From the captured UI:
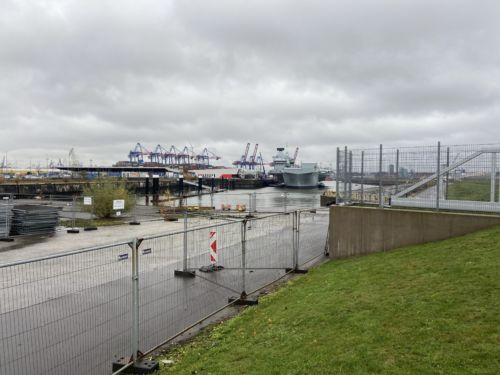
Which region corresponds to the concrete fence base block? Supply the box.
[174,269,196,278]
[112,355,159,374]
[285,267,308,274]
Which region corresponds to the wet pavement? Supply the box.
[0,210,329,375]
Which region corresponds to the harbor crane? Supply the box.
[247,143,259,169]
[149,144,162,164]
[195,148,221,167]
[177,146,191,165]
[233,142,251,167]
[128,143,151,165]
[291,147,299,164]
[68,148,81,167]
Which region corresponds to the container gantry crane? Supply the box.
[195,148,221,167]
[233,143,251,167]
[128,143,151,165]
[247,143,259,169]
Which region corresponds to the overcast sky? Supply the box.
[1,0,499,168]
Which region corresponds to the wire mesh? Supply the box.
[0,242,133,375]
[1,208,329,375]
[336,143,500,215]
[298,208,330,265]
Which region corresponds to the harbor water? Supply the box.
[184,181,337,211]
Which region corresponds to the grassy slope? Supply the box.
[447,178,498,201]
[158,228,500,375]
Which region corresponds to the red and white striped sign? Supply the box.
[209,230,217,265]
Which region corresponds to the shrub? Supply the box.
[81,182,135,218]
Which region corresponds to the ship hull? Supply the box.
[283,170,319,188]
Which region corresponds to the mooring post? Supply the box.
[436,141,441,211]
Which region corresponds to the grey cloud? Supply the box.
[1,0,500,167]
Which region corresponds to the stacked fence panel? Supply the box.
[10,205,59,235]
[0,202,13,238]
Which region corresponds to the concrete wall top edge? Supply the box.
[330,205,500,220]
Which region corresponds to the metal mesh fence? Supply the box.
[0,242,133,375]
[0,208,329,375]
[335,143,500,215]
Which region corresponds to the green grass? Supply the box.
[447,178,498,201]
[157,228,500,374]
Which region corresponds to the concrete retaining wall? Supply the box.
[329,206,500,258]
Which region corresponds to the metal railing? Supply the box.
[335,143,500,215]
[0,208,329,375]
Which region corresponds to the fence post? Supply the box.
[286,211,308,274]
[174,210,195,277]
[395,149,399,195]
[491,152,497,202]
[378,144,383,208]
[131,237,140,363]
[445,147,450,200]
[336,147,340,204]
[283,192,288,213]
[112,238,159,373]
[343,146,348,204]
[436,142,441,211]
[360,150,364,204]
[348,151,353,203]
[228,219,258,305]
